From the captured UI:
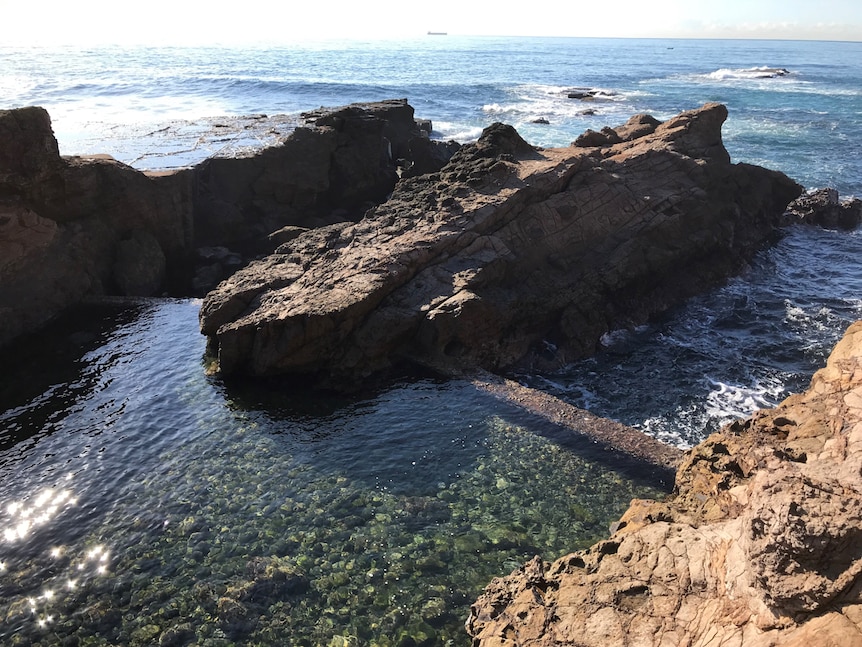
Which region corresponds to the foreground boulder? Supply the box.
[200,103,801,385]
[466,319,862,646]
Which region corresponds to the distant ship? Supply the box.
[427,31,447,36]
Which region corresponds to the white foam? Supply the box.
[704,377,780,422]
[432,122,483,143]
[706,66,792,80]
[599,329,632,348]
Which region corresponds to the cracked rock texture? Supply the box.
[200,103,801,385]
[466,320,862,647]
[0,100,456,345]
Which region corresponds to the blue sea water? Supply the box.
[3,37,861,193]
[1,37,861,645]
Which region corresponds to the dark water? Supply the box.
[523,224,862,448]
[0,301,667,646]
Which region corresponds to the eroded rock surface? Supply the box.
[200,103,802,385]
[466,320,862,647]
[784,187,862,230]
[0,101,457,345]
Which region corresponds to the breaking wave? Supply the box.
[706,66,792,80]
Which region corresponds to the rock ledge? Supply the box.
[466,320,862,647]
[200,104,802,386]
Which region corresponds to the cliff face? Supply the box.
[200,103,802,386]
[466,319,862,647]
[0,106,194,346]
[0,100,454,346]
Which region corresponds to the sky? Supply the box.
[0,0,860,45]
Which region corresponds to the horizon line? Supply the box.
[2,33,860,48]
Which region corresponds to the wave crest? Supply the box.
[707,66,791,80]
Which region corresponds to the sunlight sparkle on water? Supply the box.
[1,487,76,544]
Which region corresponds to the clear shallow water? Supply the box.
[1,36,862,645]
[0,301,667,646]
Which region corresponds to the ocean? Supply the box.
[1,36,861,645]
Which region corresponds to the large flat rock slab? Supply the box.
[200,104,801,386]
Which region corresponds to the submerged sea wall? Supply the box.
[467,318,862,646]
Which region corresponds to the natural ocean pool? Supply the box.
[3,35,861,645]
[0,299,669,646]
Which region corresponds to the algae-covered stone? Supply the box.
[130,623,161,646]
[216,597,254,636]
[237,556,310,602]
[159,622,195,647]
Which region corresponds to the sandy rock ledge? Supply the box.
[466,320,862,646]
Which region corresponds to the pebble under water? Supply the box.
[0,300,668,646]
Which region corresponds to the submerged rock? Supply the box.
[466,319,862,646]
[200,103,802,386]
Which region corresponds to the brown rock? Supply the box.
[112,229,167,297]
[0,101,461,344]
[573,126,622,147]
[200,103,802,385]
[784,187,862,230]
[466,320,862,647]
[0,107,194,345]
[189,99,461,258]
[0,203,58,275]
[613,113,661,142]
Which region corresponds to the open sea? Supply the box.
[1,36,861,645]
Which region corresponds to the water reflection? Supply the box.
[3,482,77,543]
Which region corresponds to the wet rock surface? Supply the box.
[784,187,862,230]
[200,103,802,387]
[466,319,862,647]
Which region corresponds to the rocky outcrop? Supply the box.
[784,187,862,230]
[0,101,458,346]
[200,103,802,386]
[193,99,453,256]
[466,319,862,647]
[0,106,194,346]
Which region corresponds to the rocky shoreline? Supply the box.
[2,100,862,645]
[199,103,803,387]
[467,318,862,646]
[0,100,458,347]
